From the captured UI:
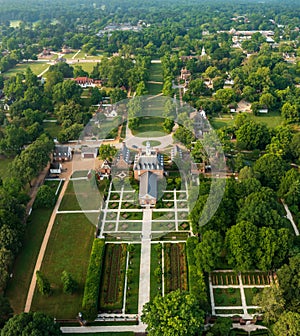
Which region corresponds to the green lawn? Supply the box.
[126,244,141,313]
[142,140,161,147]
[9,20,22,27]
[146,82,163,95]
[131,116,167,137]
[148,63,163,82]
[244,287,263,306]
[70,62,97,75]
[59,180,104,211]
[43,122,62,139]
[31,213,96,318]
[5,208,53,313]
[0,156,13,180]
[3,62,49,77]
[249,110,283,128]
[210,110,283,130]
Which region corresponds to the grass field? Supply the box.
[70,62,97,75]
[3,62,49,77]
[131,116,167,137]
[43,122,62,139]
[210,110,283,130]
[149,63,163,82]
[31,213,95,318]
[59,180,104,211]
[146,82,163,95]
[5,208,53,313]
[0,156,13,180]
[125,244,141,313]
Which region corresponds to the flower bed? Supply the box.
[99,243,127,311]
[164,243,188,293]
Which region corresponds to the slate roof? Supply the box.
[139,171,157,199]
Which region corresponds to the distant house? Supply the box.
[98,159,112,178]
[81,146,98,159]
[190,109,209,138]
[104,108,118,119]
[62,45,72,54]
[49,162,62,174]
[258,108,268,113]
[73,77,95,88]
[53,146,72,161]
[114,142,130,170]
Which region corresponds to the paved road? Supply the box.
[281,199,299,236]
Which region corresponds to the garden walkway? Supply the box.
[138,207,152,318]
[24,172,71,312]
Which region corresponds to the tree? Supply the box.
[61,271,78,294]
[236,120,270,150]
[0,295,13,327]
[141,290,205,336]
[277,254,300,312]
[1,312,62,336]
[34,185,56,208]
[226,221,258,271]
[163,118,174,133]
[194,230,222,272]
[253,285,285,324]
[281,102,300,124]
[254,153,287,190]
[214,88,236,106]
[36,271,51,296]
[273,311,300,336]
[98,144,117,160]
[209,317,232,336]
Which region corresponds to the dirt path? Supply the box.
[24,170,72,312]
[26,164,50,215]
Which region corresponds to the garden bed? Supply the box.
[120,212,143,220]
[213,288,242,306]
[99,244,127,311]
[150,243,162,300]
[164,243,188,294]
[152,221,176,231]
[211,272,239,286]
[244,287,263,306]
[118,222,142,231]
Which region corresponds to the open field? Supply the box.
[131,116,167,137]
[210,110,283,130]
[3,62,49,77]
[59,179,105,211]
[70,62,97,74]
[146,82,163,95]
[31,213,95,318]
[5,208,53,313]
[43,122,62,139]
[148,63,163,82]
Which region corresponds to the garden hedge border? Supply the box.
[82,239,105,320]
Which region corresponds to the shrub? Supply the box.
[252,287,259,294]
[34,185,56,208]
[36,271,51,296]
[61,271,78,294]
[228,288,236,294]
[82,239,105,320]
